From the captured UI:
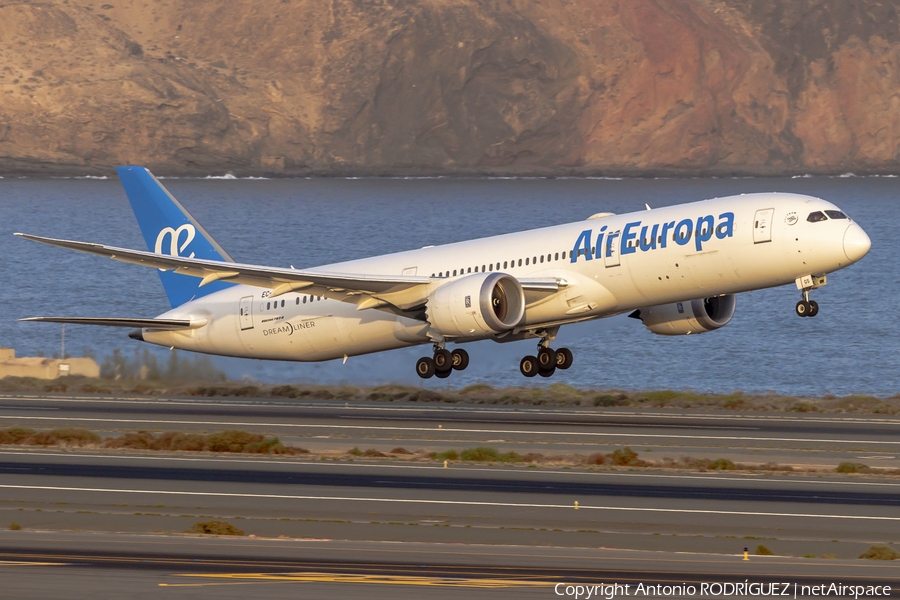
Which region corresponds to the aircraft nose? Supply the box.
[843,222,871,262]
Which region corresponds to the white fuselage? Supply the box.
[142,193,866,361]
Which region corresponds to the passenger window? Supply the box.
[482,265,486,272]
[503,261,508,268]
[281,299,285,308]
[295,297,299,305]
[453,270,457,276]
[540,255,544,263]
[533,256,537,264]
[555,252,559,261]
[525,258,529,265]
[266,302,270,310]
[807,211,828,222]
[303,296,307,304]
[825,210,848,219]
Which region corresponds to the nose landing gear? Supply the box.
[795,275,825,318]
[415,345,469,379]
[520,340,573,378]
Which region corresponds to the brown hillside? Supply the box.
[1,0,898,176]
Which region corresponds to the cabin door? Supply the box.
[753,208,775,244]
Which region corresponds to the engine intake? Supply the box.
[427,272,525,337]
[630,294,735,336]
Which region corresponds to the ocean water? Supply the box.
[0,175,895,397]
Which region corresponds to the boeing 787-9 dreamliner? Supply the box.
[17,167,871,379]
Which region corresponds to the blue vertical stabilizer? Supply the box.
[116,166,235,308]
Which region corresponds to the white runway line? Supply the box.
[0,414,898,445]
[0,483,898,521]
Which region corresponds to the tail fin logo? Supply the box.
[155,224,196,259]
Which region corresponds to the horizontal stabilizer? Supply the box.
[18,317,206,330]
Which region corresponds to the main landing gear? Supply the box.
[416,345,469,379]
[795,274,826,318]
[519,341,573,378]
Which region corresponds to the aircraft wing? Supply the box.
[17,317,205,330]
[16,233,570,316]
[15,233,435,312]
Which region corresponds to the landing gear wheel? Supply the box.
[433,349,453,371]
[795,301,810,317]
[537,347,557,370]
[555,347,574,370]
[520,356,538,378]
[451,349,469,371]
[415,357,436,379]
[538,366,556,378]
[808,300,819,317]
[435,369,451,379]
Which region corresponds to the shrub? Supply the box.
[28,428,100,446]
[460,447,500,461]
[9,522,20,531]
[429,450,458,461]
[362,449,387,457]
[755,545,774,555]
[348,447,362,456]
[859,545,899,560]
[836,462,869,473]
[187,520,244,536]
[391,447,411,454]
[522,453,544,463]
[584,453,606,465]
[206,430,263,453]
[0,428,36,444]
[709,459,737,471]
[610,447,641,466]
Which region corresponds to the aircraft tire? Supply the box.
[795,301,810,317]
[538,366,556,378]
[556,347,574,370]
[416,357,436,379]
[808,300,819,317]
[520,356,538,378]
[537,347,557,369]
[451,348,469,371]
[434,349,453,371]
[435,369,451,379]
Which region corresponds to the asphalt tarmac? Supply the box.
[0,394,898,598]
[1,532,898,599]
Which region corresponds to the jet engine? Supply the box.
[629,295,735,336]
[426,272,526,338]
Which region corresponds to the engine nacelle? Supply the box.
[427,272,526,338]
[629,294,735,336]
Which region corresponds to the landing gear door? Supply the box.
[239,296,254,330]
[753,208,775,244]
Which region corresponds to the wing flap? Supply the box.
[18,317,206,330]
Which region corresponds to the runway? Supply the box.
[1,532,898,599]
[0,394,898,597]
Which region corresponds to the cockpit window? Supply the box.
[807,211,828,222]
[825,210,848,219]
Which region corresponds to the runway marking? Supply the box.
[1,483,899,521]
[0,415,897,446]
[0,560,68,566]
[164,572,552,588]
[3,450,900,488]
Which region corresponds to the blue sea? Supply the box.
[0,174,895,396]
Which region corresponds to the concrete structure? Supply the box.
[0,348,99,379]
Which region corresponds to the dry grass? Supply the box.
[0,377,897,414]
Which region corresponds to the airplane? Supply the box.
[16,167,871,379]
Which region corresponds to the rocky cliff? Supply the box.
[2,0,899,176]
